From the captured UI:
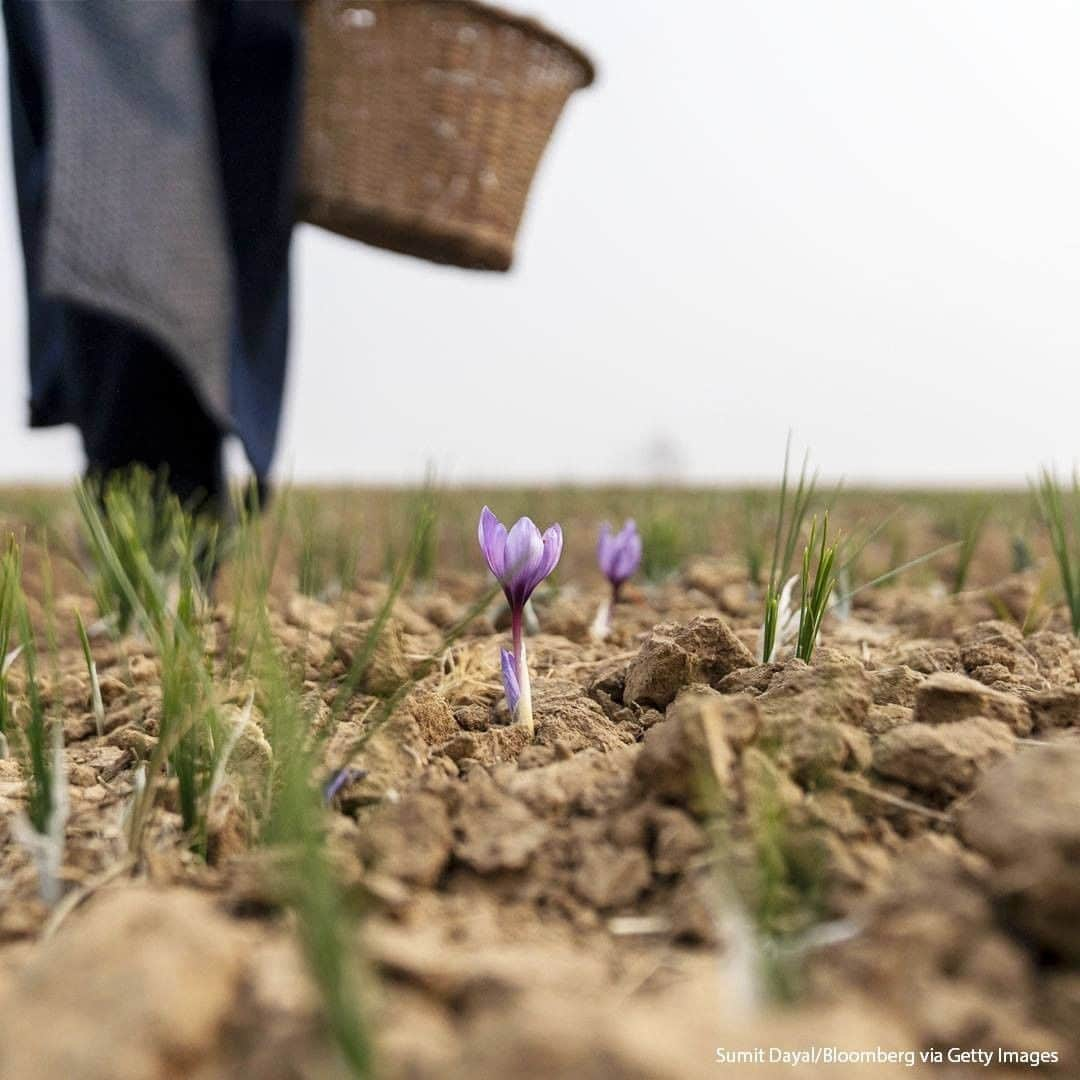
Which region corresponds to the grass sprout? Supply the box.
[148,514,228,856]
[1011,533,1034,574]
[744,759,827,1002]
[1035,467,1080,634]
[6,550,68,904]
[331,492,437,723]
[224,483,289,682]
[232,503,374,1078]
[832,507,901,596]
[0,535,21,744]
[37,531,60,663]
[227,490,500,1074]
[262,668,373,1077]
[16,578,52,836]
[379,480,441,588]
[409,481,440,584]
[296,492,330,598]
[76,468,218,635]
[884,519,910,585]
[795,514,840,662]
[161,651,221,853]
[296,491,361,599]
[76,477,168,636]
[701,747,825,1008]
[835,541,959,605]
[11,723,68,906]
[77,477,229,856]
[761,438,818,662]
[640,514,683,582]
[949,496,991,594]
[76,610,105,738]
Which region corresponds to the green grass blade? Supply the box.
[75,610,105,738]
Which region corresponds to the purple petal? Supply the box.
[612,522,642,583]
[533,524,564,587]
[478,506,507,578]
[323,766,368,804]
[519,523,563,601]
[478,505,498,551]
[504,517,544,603]
[598,519,640,586]
[597,522,615,579]
[500,648,520,714]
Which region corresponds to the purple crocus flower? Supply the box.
[478,507,563,610]
[479,506,563,735]
[591,519,642,642]
[597,520,642,598]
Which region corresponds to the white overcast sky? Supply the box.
[1,1,1078,485]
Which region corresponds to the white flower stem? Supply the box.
[517,637,534,737]
[510,607,535,737]
[589,597,612,643]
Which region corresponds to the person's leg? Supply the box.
[206,0,300,483]
[67,309,226,513]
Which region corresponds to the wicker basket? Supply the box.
[299,0,594,271]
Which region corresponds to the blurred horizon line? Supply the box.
[0,475,1040,494]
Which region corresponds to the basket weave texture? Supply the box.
[299,0,594,271]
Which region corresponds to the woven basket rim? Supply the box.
[333,0,597,87]
[300,192,514,269]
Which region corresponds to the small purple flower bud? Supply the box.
[323,767,367,804]
[478,506,563,610]
[500,648,520,714]
[597,520,642,589]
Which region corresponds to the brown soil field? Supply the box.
[0,486,1077,1079]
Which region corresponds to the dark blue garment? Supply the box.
[3,0,301,493]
